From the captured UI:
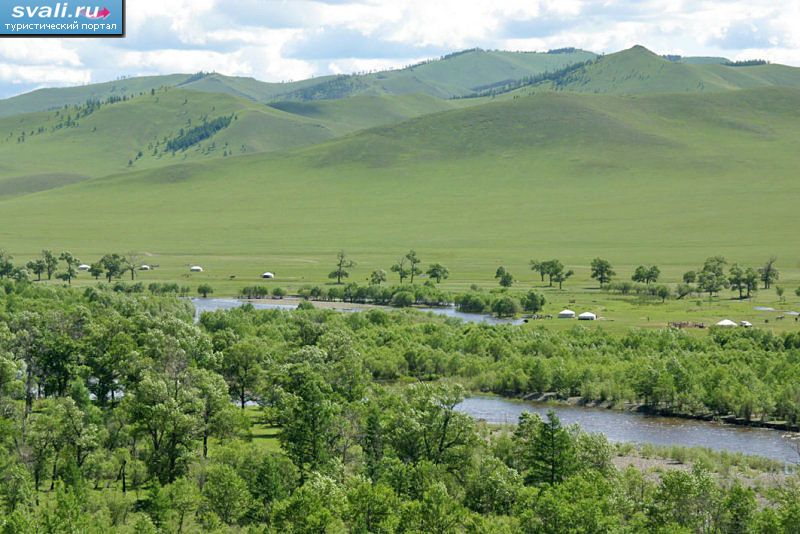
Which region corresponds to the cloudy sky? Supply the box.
[1,0,799,98]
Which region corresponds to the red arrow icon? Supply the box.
[87,7,111,19]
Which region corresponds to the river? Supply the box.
[191,298,522,324]
[456,396,799,464]
[191,298,798,463]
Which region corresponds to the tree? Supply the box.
[426,263,449,284]
[632,265,659,284]
[193,369,239,458]
[202,463,252,525]
[277,364,340,479]
[552,266,575,289]
[123,252,141,280]
[88,262,103,280]
[698,256,729,298]
[530,260,547,282]
[656,285,670,303]
[99,253,124,282]
[57,252,80,285]
[683,270,697,284]
[124,370,201,484]
[197,284,213,298]
[329,251,355,284]
[590,258,615,287]
[495,267,513,287]
[743,268,759,298]
[492,295,520,316]
[42,249,59,280]
[759,257,779,289]
[391,256,410,284]
[515,410,577,486]
[0,249,14,279]
[777,286,786,302]
[521,290,546,313]
[223,340,265,410]
[728,264,747,299]
[368,269,387,286]
[405,250,422,284]
[26,259,46,281]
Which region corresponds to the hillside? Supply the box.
[537,46,800,94]
[1,87,798,280]
[0,89,478,196]
[0,48,596,118]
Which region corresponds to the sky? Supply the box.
[1,0,799,98]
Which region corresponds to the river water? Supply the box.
[456,396,799,464]
[191,298,522,324]
[191,298,798,463]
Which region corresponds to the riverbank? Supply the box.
[513,391,800,433]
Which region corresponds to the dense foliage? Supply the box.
[0,283,799,532]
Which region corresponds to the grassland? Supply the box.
[1,47,800,334]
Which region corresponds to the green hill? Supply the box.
[0,87,486,196]
[1,87,798,283]
[537,46,800,94]
[0,48,596,119]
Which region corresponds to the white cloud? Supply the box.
[1,0,800,98]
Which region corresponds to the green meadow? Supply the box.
[1,46,800,332]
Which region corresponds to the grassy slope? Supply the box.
[0,88,335,193]
[545,46,800,94]
[0,90,486,196]
[1,87,798,283]
[0,74,189,118]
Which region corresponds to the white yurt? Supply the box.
[261,272,275,279]
[740,320,753,328]
[190,266,204,273]
[139,264,151,271]
[715,319,738,327]
[578,312,597,321]
[558,309,576,319]
[78,264,91,271]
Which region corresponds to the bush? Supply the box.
[391,291,415,308]
[272,287,287,299]
[490,296,521,317]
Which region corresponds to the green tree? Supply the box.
[521,290,546,313]
[42,249,59,280]
[329,250,355,284]
[0,249,15,279]
[406,250,422,284]
[124,252,141,280]
[391,256,410,283]
[168,477,200,534]
[277,364,340,479]
[551,266,574,290]
[777,286,786,302]
[124,370,201,484]
[57,252,80,285]
[345,478,400,534]
[530,260,548,282]
[495,267,513,287]
[202,463,252,525]
[514,410,577,485]
[728,264,747,299]
[99,253,124,283]
[632,265,659,284]
[26,259,46,281]
[655,285,670,303]
[683,270,697,284]
[491,295,520,317]
[369,269,387,286]
[426,263,449,283]
[197,284,213,298]
[222,339,265,410]
[759,256,779,289]
[88,262,103,280]
[590,258,615,287]
[193,369,239,458]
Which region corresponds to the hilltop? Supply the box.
[0,48,596,118]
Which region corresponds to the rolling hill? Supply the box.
[1,86,798,282]
[535,46,800,94]
[0,88,476,196]
[0,48,596,118]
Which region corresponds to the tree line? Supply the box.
[0,282,798,531]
